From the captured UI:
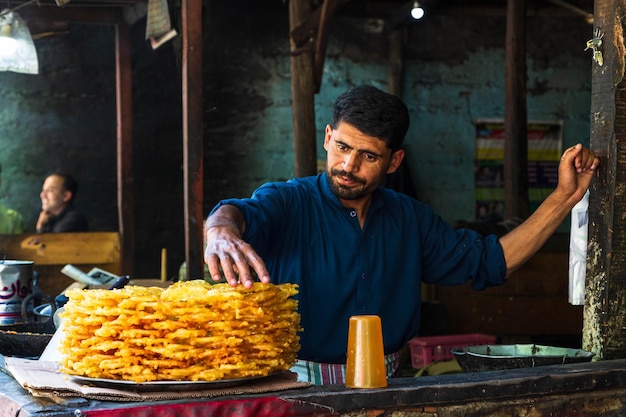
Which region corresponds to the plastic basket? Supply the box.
[408,333,497,369]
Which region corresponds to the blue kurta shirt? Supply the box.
[212,173,506,363]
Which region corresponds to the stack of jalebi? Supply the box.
[59,280,301,382]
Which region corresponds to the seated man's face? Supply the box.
[40,175,70,215]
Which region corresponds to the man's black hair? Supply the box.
[50,171,79,203]
[331,85,410,151]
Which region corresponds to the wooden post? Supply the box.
[289,0,318,178]
[182,0,204,280]
[115,20,134,277]
[584,0,626,361]
[504,0,529,219]
[387,28,405,97]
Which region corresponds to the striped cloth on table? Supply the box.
[291,351,401,385]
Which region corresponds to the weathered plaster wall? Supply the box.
[0,25,118,232]
[0,2,592,281]
[404,14,592,223]
[204,3,592,227]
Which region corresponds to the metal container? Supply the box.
[0,260,33,325]
[451,344,594,373]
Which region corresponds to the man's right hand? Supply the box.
[36,210,52,231]
[204,205,270,288]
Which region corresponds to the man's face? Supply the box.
[323,122,404,203]
[40,175,70,215]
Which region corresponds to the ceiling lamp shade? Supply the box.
[0,10,38,74]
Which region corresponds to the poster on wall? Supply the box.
[474,119,563,222]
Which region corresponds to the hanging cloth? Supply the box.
[145,0,177,49]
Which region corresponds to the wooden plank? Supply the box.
[181,0,204,279]
[0,232,120,266]
[21,7,123,25]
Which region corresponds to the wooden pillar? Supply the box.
[503,0,529,219]
[584,0,626,361]
[115,20,134,276]
[181,0,204,280]
[387,28,405,97]
[289,0,317,178]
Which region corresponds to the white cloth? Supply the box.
[568,190,589,305]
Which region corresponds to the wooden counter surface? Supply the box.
[3,359,626,416]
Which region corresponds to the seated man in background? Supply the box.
[0,163,26,234]
[36,172,88,233]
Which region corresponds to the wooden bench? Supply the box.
[0,232,121,298]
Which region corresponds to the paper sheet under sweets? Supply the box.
[4,357,309,402]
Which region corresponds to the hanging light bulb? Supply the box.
[410,1,425,20]
[0,10,38,74]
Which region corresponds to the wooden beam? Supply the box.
[181,0,204,280]
[115,20,134,276]
[21,7,123,24]
[313,0,338,93]
[429,4,593,18]
[289,0,317,177]
[290,0,351,50]
[503,0,529,219]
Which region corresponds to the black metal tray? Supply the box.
[451,344,594,372]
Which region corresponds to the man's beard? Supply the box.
[327,168,383,200]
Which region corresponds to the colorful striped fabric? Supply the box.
[291,351,401,385]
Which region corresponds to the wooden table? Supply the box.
[4,359,626,417]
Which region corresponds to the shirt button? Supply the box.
[361,273,367,279]
[350,210,357,217]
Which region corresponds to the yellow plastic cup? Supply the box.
[345,315,387,388]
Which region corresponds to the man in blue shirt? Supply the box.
[205,85,599,384]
